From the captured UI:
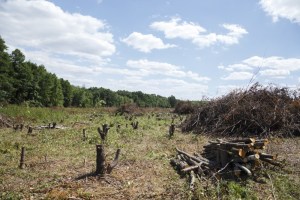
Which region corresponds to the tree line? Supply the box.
[0,37,177,108]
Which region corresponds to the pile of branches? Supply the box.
[174,101,196,114]
[171,138,281,188]
[182,83,300,136]
[115,103,141,115]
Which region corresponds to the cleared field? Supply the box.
[0,106,299,199]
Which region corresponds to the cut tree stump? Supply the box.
[83,129,87,141]
[27,126,33,134]
[97,124,110,143]
[169,123,175,138]
[19,147,25,169]
[95,145,106,176]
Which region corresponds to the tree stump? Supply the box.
[27,126,33,134]
[169,123,175,138]
[131,121,138,129]
[52,122,57,129]
[19,147,25,169]
[98,124,110,143]
[83,129,87,141]
[95,145,106,176]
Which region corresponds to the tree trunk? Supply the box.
[19,147,25,169]
[95,145,106,176]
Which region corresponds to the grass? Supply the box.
[0,106,300,199]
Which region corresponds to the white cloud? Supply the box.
[150,17,248,48]
[243,56,300,71]
[260,69,290,77]
[121,32,176,53]
[220,56,300,79]
[225,63,253,71]
[260,0,300,23]
[150,17,206,40]
[0,0,115,64]
[222,72,254,80]
[126,59,210,82]
[193,24,248,48]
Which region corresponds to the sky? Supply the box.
[0,0,300,100]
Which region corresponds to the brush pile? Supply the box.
[171,138,281,186]
[182,83,300,136]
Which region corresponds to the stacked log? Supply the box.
[171,138,281,182]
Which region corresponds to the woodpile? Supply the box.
[171,138,281,186]
[182,83,300,136]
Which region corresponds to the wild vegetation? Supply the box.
[0,105,299,199]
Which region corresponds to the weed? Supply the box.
[0,192,22,200]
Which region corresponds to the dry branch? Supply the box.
[107,149,121,174]
[181,83,300,136]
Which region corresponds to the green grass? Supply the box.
[0,106,300,199]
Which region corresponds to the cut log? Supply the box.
[229,147,247,158]
[170,158,188,170]
[259,153,277,160]
[176,148,216,167]
[189,171,196,190]
[234,163,252,176]
[230,138,255,144]
[252,141,267,149]
[243,154,260,162]
[181,162,209,173]
[260,157,282,167]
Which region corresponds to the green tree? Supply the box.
[168,95,177,107]
[38,72,54,106]
[0,37,13,103]
[50,77,64,106]
[60,78,73,107]
[10,49,33,104]
[72,87,92,107]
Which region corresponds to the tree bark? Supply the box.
[107,149,121,174]
[95,145,106,176]
[19,147,25,169]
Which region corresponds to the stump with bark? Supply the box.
[95,145,121,176]
[131,121,138,129]
[97,124,110,143]
[169,123,175,138]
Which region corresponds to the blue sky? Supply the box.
[0,0,300,100]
